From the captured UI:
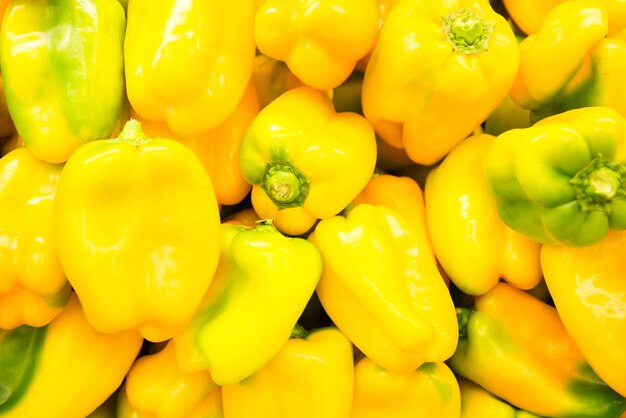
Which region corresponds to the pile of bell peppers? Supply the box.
[1,0,626,417]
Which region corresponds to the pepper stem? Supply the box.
[456,307,473,339]
[110,119,149,146]
[261,162,310,209]
[290,324,309,339]
[570,155,626,212]
[442,8,495,54]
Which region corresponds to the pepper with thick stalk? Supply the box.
[240,86,376,236]
[53,120,221,342]
[362,0,519,165]
[485,106,626,246]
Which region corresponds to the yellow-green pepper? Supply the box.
[509,1,626,121]
[240,86,377,236]
[503,0,626,35]
[0,0,127,164]
[117,342,223,418]
[254,0,379,90]
[0,294,143,418]
[541,230,626,398]
[459,377,541,418]
[125,0,256,137]
[0,148,71,329]
[221,326,354,418]
[351,358,461,418]
[309,204,458,373]
[485,106,626,247]
[52,120,221,342]
[449,282,626,418]
[425,133,542,295]
[362,0,519,165]
[173,221,322,385]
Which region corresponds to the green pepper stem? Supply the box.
[570,155,626,212]
[442,8,495,54]
[111,119,149,146]
[290,324,309,339]
[261,162,310,209]
[456,307,474,339]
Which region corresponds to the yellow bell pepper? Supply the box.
[221,326,354,418]
[125,0,256,137]
[240,86,377,236]
[424,133,542,295]
[173,221,322,385]
[351,358,461,418]
[541,230,626,398]
[52,120,221,342]
[309,204,458,373]
[134,82,259,206]
[118,342,224,418]
[355,0,403,73]
[459,377,541,418]
[251,54,306,110]
[509,1,626,121]
[449,282,626,418]
[362,0,519,165]
[503,0,626,35]
[0,294,143,418]
[0,148,71,328]
[352,173,428,238]
[254,0,379,90]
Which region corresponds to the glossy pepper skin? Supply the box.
[117,342,223,418]
[221,326,354,418]
[52,120,221,342]
[425,133,542,295]
[485,106,626,247]
[541,230,626,398]
[309,204,458,373]
[134,82,259,206]
[351,358,461,418]
[0,294,143,418]
[0,148,71,328]
[449,282,626,418]
[0,0,127,164]
[254,0,379,90]
[125,0,256,137]
[361,0,519,165]
[503,0,626,35]
[352,173,428,237]
[173,221,322,385]
[240,86,377,236]
[459,378,540,418]
[508,1,626,121]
